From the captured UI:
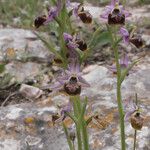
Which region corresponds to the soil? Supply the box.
[0,84,29,106]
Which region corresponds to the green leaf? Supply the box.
[139,0,144,3]
[81,97,88,119]
[75,48,84,64]
[60,3,67,21]
[88,28,111,49]
[0,64,5,73]
[81,28,112,62]
[62,123,74,150]
[0,73,12,89]
[65,112,78,123]
[34,31,62,59]
[121,59,141,83]
[50,0,57,5]
[86,116,93,126]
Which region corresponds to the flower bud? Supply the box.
[130,111,144,130]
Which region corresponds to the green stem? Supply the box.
[62,123,74,150]
[72,141,75,150]
[72,96,89,150]
[72,97,82,150]
[55,18,68,68]
[81,120,89,150]
[79,97,89,150]
[116,77,126,150]
[75,96,82,114]
[76,124,82,150]
[65,112,78,124]
[109,25,126,150]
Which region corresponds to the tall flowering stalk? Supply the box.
[101,0,130,148]
[101,0,143,149]
[109,25,126,150]
[34,1,92,149]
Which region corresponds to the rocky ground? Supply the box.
[0,1,150,150]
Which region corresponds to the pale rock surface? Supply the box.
[0,29,50,59]
[19,84,43,99]
[5,62,41,82]
[0,29,52,82]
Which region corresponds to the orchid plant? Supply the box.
[34,0,144,150]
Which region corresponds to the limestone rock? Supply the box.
[19,84,43,99]
[0,29,50,60]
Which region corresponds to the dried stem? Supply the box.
[133,94,138,150]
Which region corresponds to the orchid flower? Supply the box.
[45,0,62,24]
[55,102,72,123]
[63,33,79,50]
[124,99,144,130]
[124,100,139,121]
[119,27,130,44]
[63,33,87,51]
[50,61,90,95]
[120,27,143,48]
[34,0,61,28]
[71,3,92,24]
[100,0,131,25]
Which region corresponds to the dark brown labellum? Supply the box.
[34,15,47,28]
[108,14,125,25]
[108,8,125,25]
[130,112,144,130]
[76,40,87,51]
[129,37,143,48]
[64,77,81,95]
[78,11,92,24]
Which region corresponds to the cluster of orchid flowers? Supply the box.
[34,0,92,28]
[34,0,145,149]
